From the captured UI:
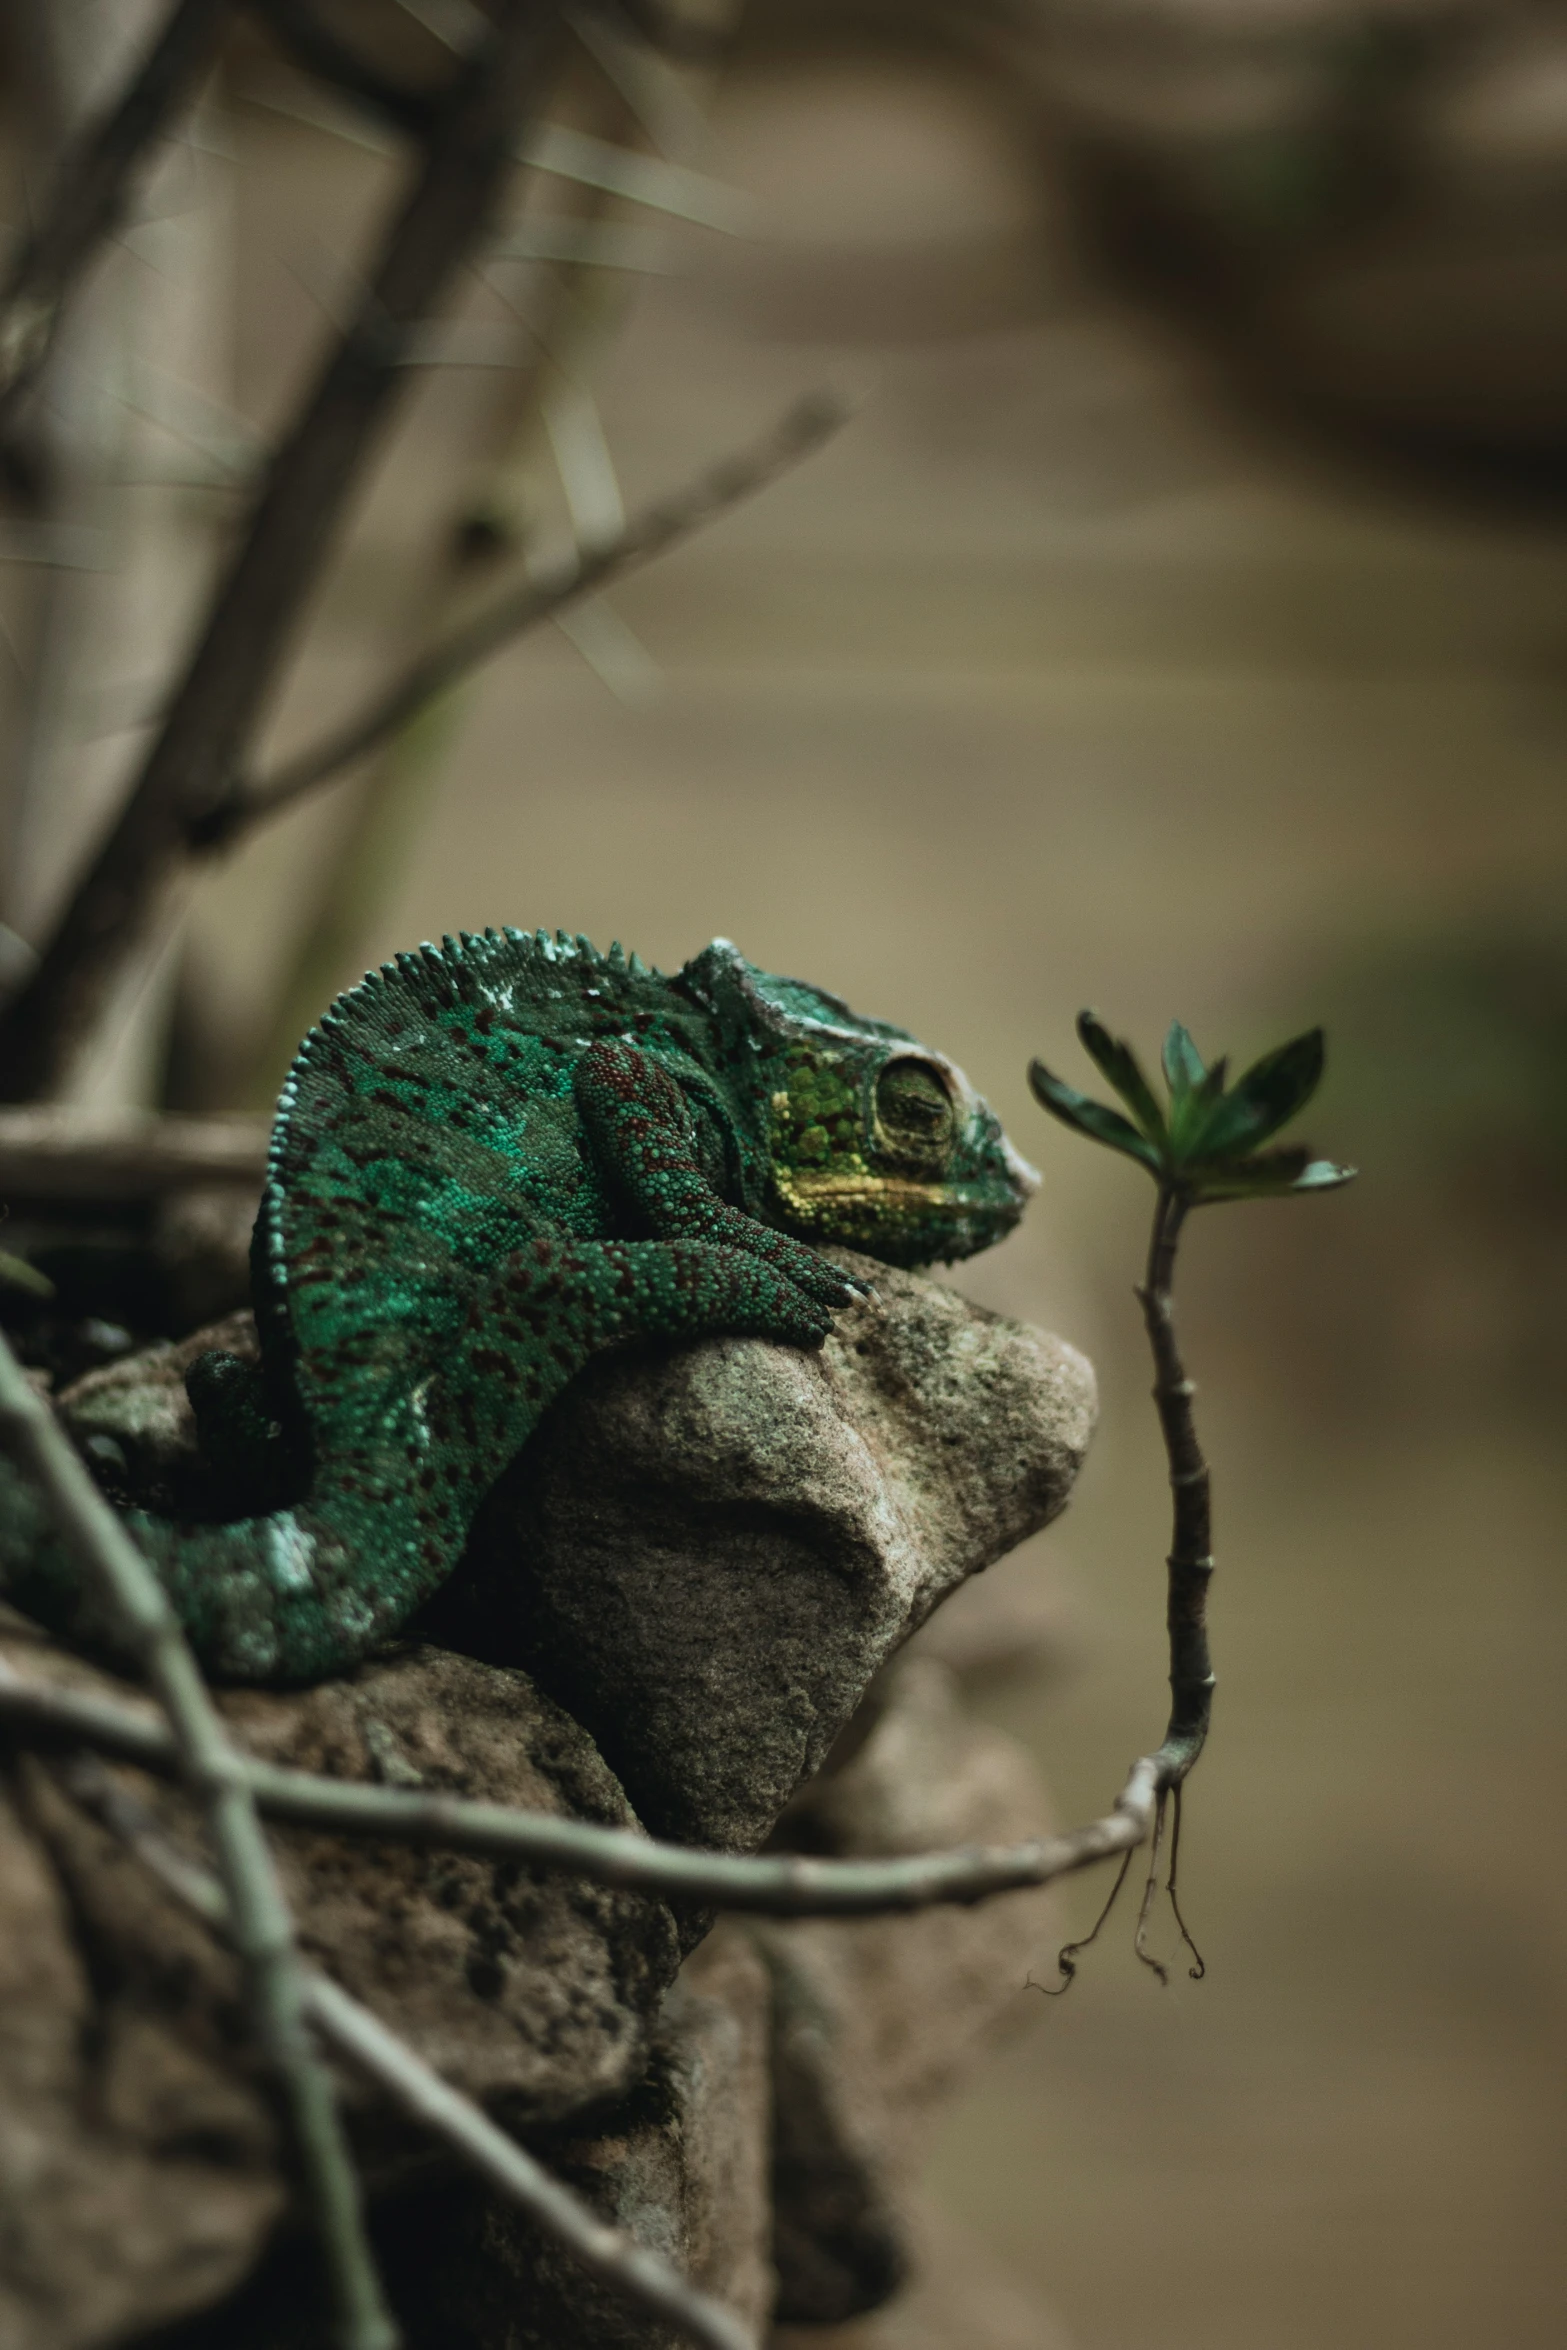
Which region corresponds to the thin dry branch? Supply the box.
[0,0,567,1103]
[0,0,235,433]
[60,1751,757,2350]
[0,1106,268,1197]
[191,389,852,848]
[0,1656,1159,1916]
[248,0,448,134]
[0,1339,396,2350]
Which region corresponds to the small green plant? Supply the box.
[1027,1012,1355,1986]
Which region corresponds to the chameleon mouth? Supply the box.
[772,1171,958,1212]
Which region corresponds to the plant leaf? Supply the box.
[1292,1158,1357,1191]
[1162,1021,1206,1101]
[1170,1043,1234,1158]
[0,1247,54,1299]
[1028,1060,1162,1172]
[1191,1145,1357,1201]
[1192,1028,1325,1163]
[1076,1010,1167,1143]
[1190,1145,1311,1200]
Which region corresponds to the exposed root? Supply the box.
[1029,1844,1136,1997]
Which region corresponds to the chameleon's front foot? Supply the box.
[702,1208,870,1316]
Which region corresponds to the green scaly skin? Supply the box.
[1,932,1036,1684]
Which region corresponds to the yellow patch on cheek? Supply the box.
[769,1167,957,1228]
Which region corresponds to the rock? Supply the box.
[223,1649,685,2136]
[57,1310,260,1518]
[380,1926,776,2350]
[772,2195,1081,2350]
[756,1655,1064,2324]
[0,1255,1094,2347]
[0,1757,282,2350]
[0,1612,683,2348]
[438,1250,1095,1851]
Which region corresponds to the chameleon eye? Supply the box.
[875,1058,956,1168]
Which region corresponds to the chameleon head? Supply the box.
[678,940,1038,1268]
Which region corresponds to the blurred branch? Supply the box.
[0,1654,1158,1917]
[247,0,448,135]
[0,1335,396,2350]
[193,389,852,849]
[0,0,567,1104]
[57,1748,755,2350]
[0,1106,267,1197]
[0,0,235,439]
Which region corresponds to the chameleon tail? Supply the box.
[0,1231,843,1683]
[0,1452,443,1683]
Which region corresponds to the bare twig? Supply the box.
[191,389,852,849]
[247,0,449,134]
[0,1656,1161,1916]
[0,1106,267,1198]
[0,0,567,1103]
[0,0,234,433]
[61,1752,757,2350]
[0,1340,396,2350]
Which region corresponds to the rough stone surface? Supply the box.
[437,1249,1095,1851]
[758,1655,1064,2325]
[771,2197,1080,2350]
[2,1259,1094,2348]
[0,1612,682,2348]
[380,1926,776,2350]
[57,1311,261,1520]
[0,1757,283,2350]
[230,1650,686,2134]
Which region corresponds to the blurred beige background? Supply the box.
[4,6,1565,2346]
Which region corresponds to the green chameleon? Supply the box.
[1,931,1035,1685]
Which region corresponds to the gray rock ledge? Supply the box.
[439,1248,1096,1852]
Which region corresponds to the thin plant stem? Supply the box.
[0,1338,396,2350]
[1137,1183,1216,1789]
[0,1655,1167,1917]
[1029,1175,1218,1990]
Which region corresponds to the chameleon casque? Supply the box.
[1,930,1036,1685]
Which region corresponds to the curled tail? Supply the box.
[0,1232,848,1684]
[0,1451,458,1684]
